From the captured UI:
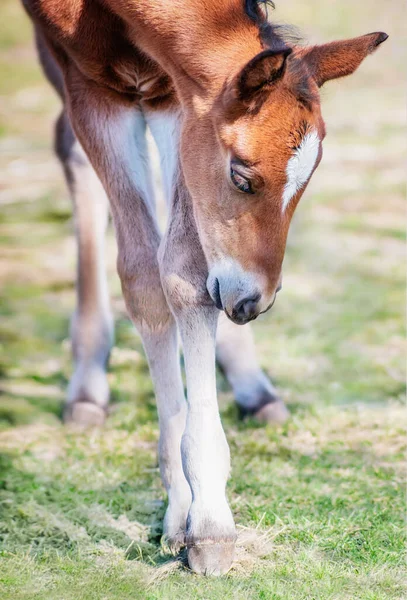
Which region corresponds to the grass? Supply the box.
[0,0,405,598]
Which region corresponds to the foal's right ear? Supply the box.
[229,48,292,107]
[300,32,389,87]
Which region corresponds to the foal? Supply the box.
[23,0,387,575]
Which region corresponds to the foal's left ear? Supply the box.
[236,47,292,102]
[300,32,388,87]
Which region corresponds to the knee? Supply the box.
[117,253,173,332]
[161,269,200,315]
[159,244,211,315]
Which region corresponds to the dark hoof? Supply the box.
[64,402,106,426]
[187,539,235,575]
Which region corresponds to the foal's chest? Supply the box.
[25,0,177,109]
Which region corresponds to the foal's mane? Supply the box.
[245,0,302,51]
[245,0,316,109]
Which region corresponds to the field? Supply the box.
[0,1,405,598]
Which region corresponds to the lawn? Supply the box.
[0,1,405,598]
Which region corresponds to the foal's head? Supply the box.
[180,29,387,324]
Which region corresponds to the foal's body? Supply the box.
[34,5,281,425]
[23,0,387,574]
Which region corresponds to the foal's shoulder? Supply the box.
[22,0,176,104]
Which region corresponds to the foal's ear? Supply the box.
[300,32,388,87]
[235,48,292,103]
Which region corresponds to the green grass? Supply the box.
[0,0,405,598]
[0,406,405,599]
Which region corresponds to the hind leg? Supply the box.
[55,111,113,425]
[216,313,289,424]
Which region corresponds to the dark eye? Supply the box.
[230,167,253,194]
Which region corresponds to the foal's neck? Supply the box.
[120,0,267,103]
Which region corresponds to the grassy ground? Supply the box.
[0,1,405,598]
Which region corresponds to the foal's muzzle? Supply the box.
[207,264,282,325]
[211,280,260,324]
[209,275,261,324]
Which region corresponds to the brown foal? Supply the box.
[22,0,387,575]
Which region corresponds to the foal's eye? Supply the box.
[230,167,253,194]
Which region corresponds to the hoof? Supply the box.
[64,402,106,427]
[163,531,185,554]
[254,398,290,424]
[187,539,235,575]
[238,386,289,425]
[163,500,189,554]
[235,369,290,425]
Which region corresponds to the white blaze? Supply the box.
[282,129,320,212]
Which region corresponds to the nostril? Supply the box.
[233,293,261,322]
[242,299,258,319]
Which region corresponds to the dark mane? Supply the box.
[245,0,302,51]
[245,1,316,108]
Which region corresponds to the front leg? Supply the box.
[179,307,236,575]
[160,185,236,575]
[62,65,190,548]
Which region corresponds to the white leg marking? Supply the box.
[101,109,156,213]
[175,307,236,574]
[282,129,320,212]
[129,111,156,211]
[177,310,235,523]
[146,110,181,205]
[85,106,161,254]
[142,325,190,546]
